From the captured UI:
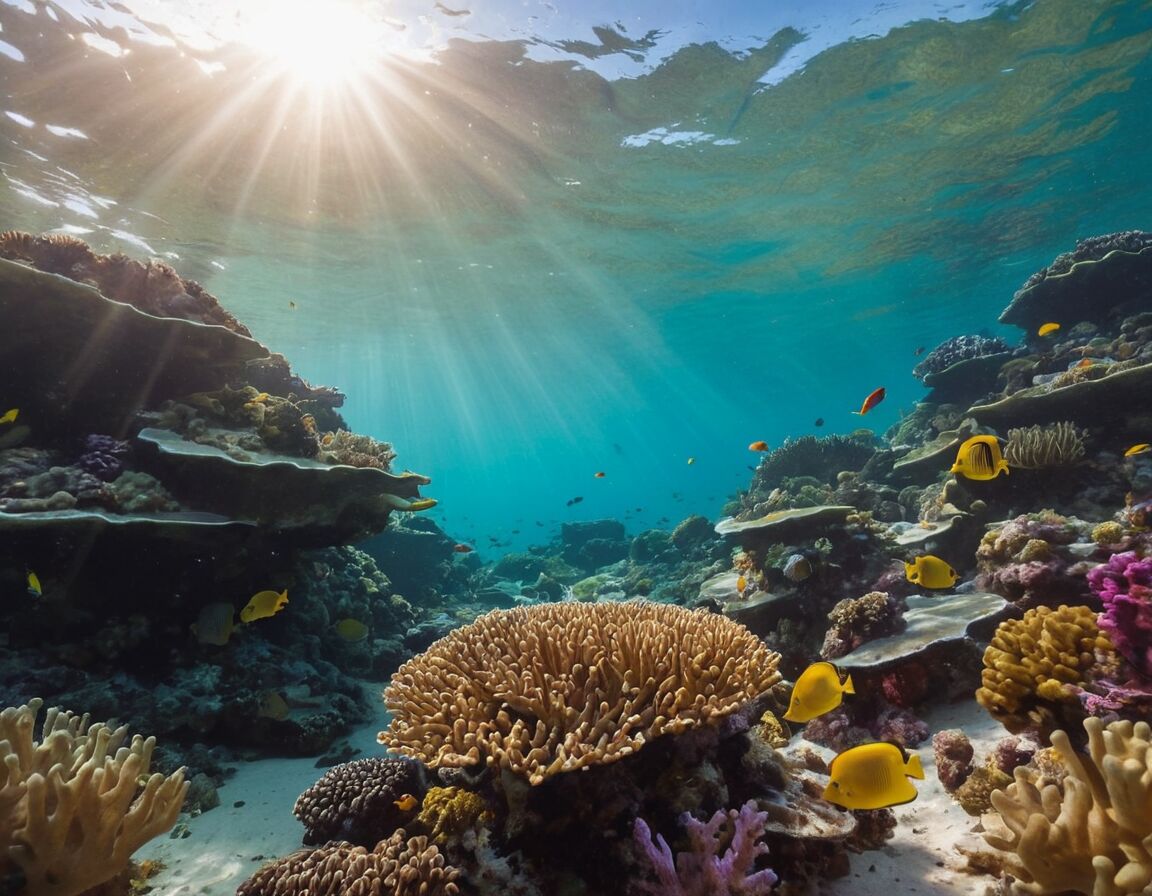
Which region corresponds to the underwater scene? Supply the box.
[4,0,1152,894]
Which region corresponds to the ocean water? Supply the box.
[1,0,1151,551]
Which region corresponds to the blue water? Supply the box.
[2,0,1152,553]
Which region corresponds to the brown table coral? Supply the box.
[380,600,782,785]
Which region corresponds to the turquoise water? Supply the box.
[2,0,1152,551]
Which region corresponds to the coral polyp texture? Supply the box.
[1087,550,1152,676]
[380,601,782,785]
[975,605,1111,740]
[0,698,188,896]
[293,757,427,847]
[237,829,460,896]
[1003,421,1087,469]
[983,717,1152,896]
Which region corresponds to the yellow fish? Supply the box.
[783,661,854,723]
[1125,443,1151,457]
[823,741,924,810]
[1037,322,1061,336]
[736,574,747,593]
[408,498,438,511]
[26,569,42,597]
[950,435,1009,481]
[394,793,419,811]
[334,618,369,642]
[0,408,18,425]
[258,691,290,720]
[239,589,288,623]
[904,555,958,589]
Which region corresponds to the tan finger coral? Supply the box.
[983,717,1152,895]
[975,605,1112,740]
[0,698,188,896]
[380,601,781,785]
[236,829,460,896]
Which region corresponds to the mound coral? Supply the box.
[975,605,1112,740]
[632,800,778,895]
[983,717,1152,895]
[319,430,397,470]
[1004,421,1086,469]
[1087,551,1152,676]
[820,590,906,660]
[293,757,427,847]
[0,698,188,896]
[975,510,1091,604]
[237,829,460,896]
[380,601,782,785]
[913,334,1012,383]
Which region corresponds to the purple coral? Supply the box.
[633,801,778,895]
[1087,551,1152,675]
[77,434,130,481]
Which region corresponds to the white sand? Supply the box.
[138,698,1004,896]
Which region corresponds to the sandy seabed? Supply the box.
[138,696,1005,896]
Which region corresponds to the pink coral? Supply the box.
[633,801,778,895]
[1087,550,1152,675]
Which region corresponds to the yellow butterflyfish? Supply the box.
[239,589,288,623]
[0,408,18,425]
[1125,443,1151,457]
[950,435,1009,481]
[1037,322,1061,337]
[904,555,959,589]
[783,661,854,723]
[824,741,924,810]
[334,618,369,642]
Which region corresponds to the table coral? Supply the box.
[380,601,781,785]
[983,717,1152,895]
[0,698,188,896]
[1087,551,1152,676]
[976,605,1112,741]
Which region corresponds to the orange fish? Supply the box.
[748,441,769,452]
[736,574,747,592]
[1075,358,1093,368]
[452,543,473,553]
[853,387,886,415]
[594,471,606,478]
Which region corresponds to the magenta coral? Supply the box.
[633,800,778,895]
[1087,550,1152,675]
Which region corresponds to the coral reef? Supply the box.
[975,511,1093,605]
[820,590,906,660]
[975,605,1112,741]
[416,786,492,842]
[913,334,1012,382]
[1087,550,1152,676]
[1003,421,1087,469]
[381,601,782,785]
[0,698,188,896]
[319,429,398,470]
[632,800,778,895]
[983,717,1152,895]
[293,757,428,847]
[237,829,461,896]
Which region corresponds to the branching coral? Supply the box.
[632,800,778,896]
[1087,551,1152,676]
[0,698,188,896]
[975,605,1113,741]
[236,828,460,896]
[983,717,1152,895]
[380,601,782,785]
[1004,421,1087,469]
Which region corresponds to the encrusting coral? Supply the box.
[975,605,1113,741]
[983,717,1152,895]
[380,601,782,785]
[293,757,427,847]
[416,786,491,842]
[237,828,460,896]
[0,698,188,896]
[1004,421,1087,469]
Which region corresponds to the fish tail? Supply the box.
[842,674,855,695]
[906,752,925,779]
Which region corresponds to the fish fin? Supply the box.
[906,752,925,779]
[842,674,854,695]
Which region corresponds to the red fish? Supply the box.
[853,387,886,415]
[748,440,769,452]
[452,544,473,553]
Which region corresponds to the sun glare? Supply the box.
[240,1,385,89]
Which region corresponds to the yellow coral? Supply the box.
[975,605,1112,739]
[984,717,1152,895]
[416,786,491,841]
[1091,521,1124,546]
